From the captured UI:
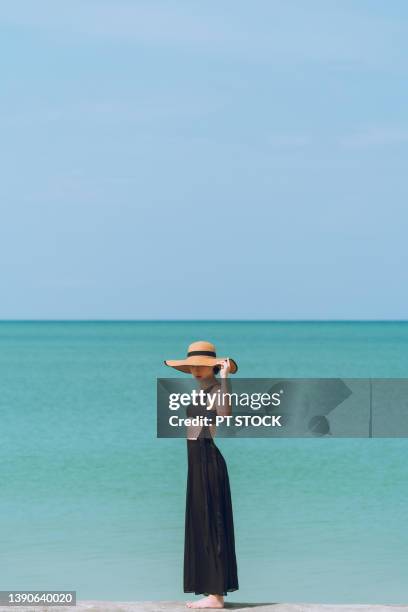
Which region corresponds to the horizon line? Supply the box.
[0,319,407,323]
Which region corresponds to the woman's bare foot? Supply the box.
[186,594,224,608]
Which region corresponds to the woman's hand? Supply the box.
[219,358,231,379]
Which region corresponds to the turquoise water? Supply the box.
[0,321,407,604]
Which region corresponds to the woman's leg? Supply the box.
[186,593,224,608]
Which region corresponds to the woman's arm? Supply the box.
[213,359,233,417]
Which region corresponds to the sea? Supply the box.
[0,321,407,605]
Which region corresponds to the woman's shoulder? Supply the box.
[210,380,222,391]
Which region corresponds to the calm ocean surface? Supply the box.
[0,321,407,604]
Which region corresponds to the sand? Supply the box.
[0,601,407,612]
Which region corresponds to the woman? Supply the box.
[164,340,239,609]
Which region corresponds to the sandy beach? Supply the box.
[0,601,407,612]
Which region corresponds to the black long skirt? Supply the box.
[184,437,239,596]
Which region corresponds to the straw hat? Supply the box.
[164,340,238,374]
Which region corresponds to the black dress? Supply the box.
[184,383,239,597]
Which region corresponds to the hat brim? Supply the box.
[164,355,238,374]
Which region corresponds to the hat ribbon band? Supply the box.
[187,350,216,357]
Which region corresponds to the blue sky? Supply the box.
[1,0,407,319]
